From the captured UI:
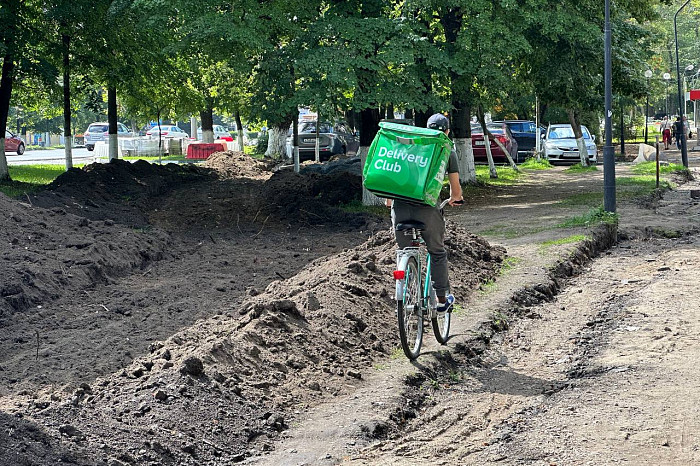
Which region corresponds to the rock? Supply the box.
[77,217,89,227]
[161,349,172,361]
[308,381,321,391]
[180,357,204,376]
[59,424,84,438]
[360,419,388,439]
[305,292,321,312]
[153,390,168,401]
[346,369,362,379]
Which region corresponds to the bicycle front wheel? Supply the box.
[397,256,423,360]
[432,307,451,344]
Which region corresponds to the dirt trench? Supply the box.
[0,153,506,466]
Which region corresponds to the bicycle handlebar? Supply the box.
[439,199,465,209]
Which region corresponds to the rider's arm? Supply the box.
[385,198,393,208]
[448,172,463,205]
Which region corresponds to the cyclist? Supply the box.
[386,113,463,312]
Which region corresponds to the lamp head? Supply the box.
[644,70,653,78]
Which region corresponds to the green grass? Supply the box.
[556,192,603,207]
[557,206,618,228]
[451,303,465,316]
[475,165,522,185]
[631,161,689,176]
[26,145,65,151]
[0,165,68,197]
[339,199,389,216]
[565,163,599,173]
[478,224,547,239]
[479,279,497,294]
[500,256,523,273]
[520,157,554,170]
[541,234,590,248]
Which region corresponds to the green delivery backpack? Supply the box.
[363,122,453,207]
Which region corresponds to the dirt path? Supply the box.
[248,164,700,466]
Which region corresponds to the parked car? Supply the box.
[543,124,598,164]
[84,122,132,151]
[146,125,189,139]
[196,125,233,142]
[492,120,546,160]
[471,123,519,163]
[287,121,358,161]
[4,130,25,155]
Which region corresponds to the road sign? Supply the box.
[689,90,700,101]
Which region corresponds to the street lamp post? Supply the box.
[645,70,652,145]
[674,0,691,168]
[663,72,671,117]
[603,0,615,213]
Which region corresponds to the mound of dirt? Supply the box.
[0,192,170,318]
[17,224,504,465]
[300,156,361,176]
[203,151,271,180]
[31,159,214,227]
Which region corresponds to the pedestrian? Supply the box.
[386,114,463,312]
[660,116,672,150]
[673,117,683,149]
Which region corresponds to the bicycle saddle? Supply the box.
[395,221,425,232]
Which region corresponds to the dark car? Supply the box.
[492,120,545,160]
[289,121,358,161]
[471,123,519,163]
[4,130,25,155]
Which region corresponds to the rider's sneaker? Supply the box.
[436,294,455,313]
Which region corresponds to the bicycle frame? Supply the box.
[395,244,435,318]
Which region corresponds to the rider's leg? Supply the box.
[392,202,449,298]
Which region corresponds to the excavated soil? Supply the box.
[0,155,504,465]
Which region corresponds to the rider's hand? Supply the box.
[448,196,464,207]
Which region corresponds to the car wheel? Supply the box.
[16,143,25,155]
[87,145,94,151]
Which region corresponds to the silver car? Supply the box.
[543,124,598,164]
[84,122,132,151]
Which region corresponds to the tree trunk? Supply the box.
[452,103,476,184]
[386,103,395,119]
[63,34,73,170]
[567,109,588,166]
[200,105,214,143]
[234,110,244,152]
[0,54,14,181]
[156,109,163,158]
[266,121,290,159]
[492,136,519,171]
[477,106,498,178]
[359,107,383,206]
[107,85,118,160]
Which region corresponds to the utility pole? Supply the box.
[603,0,616,213]
[674,0,691,168]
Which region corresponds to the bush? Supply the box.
[255,132,269,155]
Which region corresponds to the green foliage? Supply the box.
[520,158,554,170]
[557,206,619,228]
[631,161,689,175]
[0,164,67,196]
[541,234,590,248]
[475,166,522,185]
[566,164,599,173]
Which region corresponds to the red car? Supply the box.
[471,123,518,163]
[4,130,25,155]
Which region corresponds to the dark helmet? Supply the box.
[427,113,449,132]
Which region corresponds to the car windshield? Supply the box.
[471,125,504,135]
[300,122,332,133]
[549,127,591,140]
[89,124,109,133]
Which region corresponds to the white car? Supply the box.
[146,125,189,139]
[197,125,233,141]
[543,124,598,164]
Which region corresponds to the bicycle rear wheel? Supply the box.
[432,307,451,344]
[397,256,423,360]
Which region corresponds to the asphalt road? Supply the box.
[7,147,96,166]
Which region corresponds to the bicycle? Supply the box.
[393,198,463,360]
